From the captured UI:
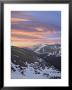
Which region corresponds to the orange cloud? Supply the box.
[11,18,31,23]
[35,27,44,32]
[11,29,45,39]
[11,29,56,39]
[11,29,60,47]
[11,38,60,47]
[11,36,42,47]
[11,42,36,48]
[11,36,37,42]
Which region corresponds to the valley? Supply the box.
[11,44,61,79]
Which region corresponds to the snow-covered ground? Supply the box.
[11,63,61,79]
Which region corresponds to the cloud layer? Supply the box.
[11,11,61,47]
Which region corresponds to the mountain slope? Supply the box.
[32,44,61,70]
[11,46,40,66]
[11,46,61,79]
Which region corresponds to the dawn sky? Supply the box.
[11,11,61,47]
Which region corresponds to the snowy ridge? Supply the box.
[34,44,47,53]
[32,44,61,57]
[11,62,61,79]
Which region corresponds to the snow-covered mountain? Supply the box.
[32,44,61,57]
[11,45,61,79]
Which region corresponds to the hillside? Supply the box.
[11,45,61,79]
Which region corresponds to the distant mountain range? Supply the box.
[11,44,61,79]
[32,44,61,56]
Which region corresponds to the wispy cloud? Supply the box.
[11,18,31,24]
[11,29,60,47]
[11,29,58,39]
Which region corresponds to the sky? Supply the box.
[11,11,61,48]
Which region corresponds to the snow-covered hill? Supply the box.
[11,62,61,79]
